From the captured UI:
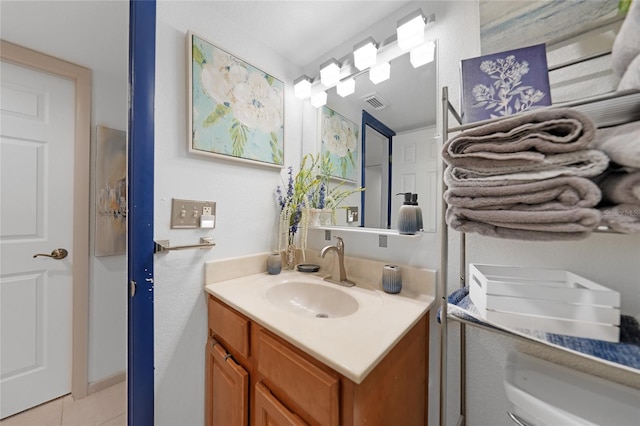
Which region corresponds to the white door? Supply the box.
[392,126,438,232]
[0,60,75,418]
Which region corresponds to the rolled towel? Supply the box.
[601,204,640,234]
[446,206,602,241]
[599,170,640,205]
[618,54,640,91]
[591,120,640,169]
[442,108,596,169]
[444,150,609,182]
[444,176,601,211]
[612,0,640,78]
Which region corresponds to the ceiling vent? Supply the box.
[361,92,389,110]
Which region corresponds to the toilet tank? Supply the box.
[504,351,640,426]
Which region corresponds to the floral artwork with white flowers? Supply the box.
[320,106,358,182]
[190,33,284,166]
[461,44,551,124]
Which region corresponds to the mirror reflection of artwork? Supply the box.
[95,126,127,256]
[320,106,358,182]
[461,44,551,124]
[188,32,284,167]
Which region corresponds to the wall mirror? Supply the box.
[303,3,439,233]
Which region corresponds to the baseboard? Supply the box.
[88,371,126,395]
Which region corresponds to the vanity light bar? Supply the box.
[294,12,435,107]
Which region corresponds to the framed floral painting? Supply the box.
[319,106,359,182]
[188,31,284,167]
[460,43,551,124]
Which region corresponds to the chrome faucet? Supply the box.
[319,236,355,287]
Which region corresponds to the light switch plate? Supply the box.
[171,198,216,229]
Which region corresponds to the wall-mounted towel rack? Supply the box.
[154,237,215,253]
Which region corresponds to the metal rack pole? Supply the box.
[439,86,450,426]
[459,232,467,426]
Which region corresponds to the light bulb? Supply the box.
[410,41,435,68]
[353,37,378,71]
[369,62,390,84]
[397,9,426,51]
[310,91,327,108]
[336,78,355,97]
[293,75,312,99]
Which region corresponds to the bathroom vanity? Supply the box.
[204,261,436,426]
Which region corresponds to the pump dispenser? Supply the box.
[411,193,423,231]
[396,192,417,235]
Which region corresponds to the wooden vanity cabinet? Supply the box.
[206,295,429,426]
[205,338,249,426]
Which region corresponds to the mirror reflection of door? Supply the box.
[361,111,395,229]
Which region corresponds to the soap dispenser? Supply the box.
[411,193,423,231]
[396,192,417,235]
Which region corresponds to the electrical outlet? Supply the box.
[325,230,332,241]
[378,235,387,248]
[346,206,359,223]
[171,199,216,228]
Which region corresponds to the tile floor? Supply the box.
[0,381,126,426]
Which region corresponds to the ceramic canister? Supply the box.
[382,264,402,294]
[267,252,282,275]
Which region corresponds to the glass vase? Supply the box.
[284,244,297,270]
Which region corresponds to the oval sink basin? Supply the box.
[265,281,359,318]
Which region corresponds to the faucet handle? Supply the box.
[334,236,344,247]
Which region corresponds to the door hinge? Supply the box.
[130,280,136,297]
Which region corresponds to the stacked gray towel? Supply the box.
[442,108,607,240]
[591,121,640,233]
[612,0,640,91]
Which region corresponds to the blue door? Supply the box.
[128,1,155,424]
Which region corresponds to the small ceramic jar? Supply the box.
[267,252,282,275]
[382,264,402,294]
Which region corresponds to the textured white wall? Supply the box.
[1,0,128,385]
[153,2,304,424]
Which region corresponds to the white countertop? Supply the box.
[204,270,435,384]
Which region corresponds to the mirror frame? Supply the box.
[360,110,396,228]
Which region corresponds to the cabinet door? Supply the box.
[205,339,249,426]
[254,382,307,426]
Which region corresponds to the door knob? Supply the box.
[33,248,68,260]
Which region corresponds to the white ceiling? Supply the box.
[211,1,413,68]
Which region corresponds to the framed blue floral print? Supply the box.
[188,31,284,168]
[319,106,359,182]
[460,43,552,124]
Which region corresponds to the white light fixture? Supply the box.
[353,37,378,71]
[293,75,312,99]
[336,77,356,97]
[410,40,436,68]
[320,58,342,87]
[310,91,327,108]
[397,9,426,51]
[369,62,390,84]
